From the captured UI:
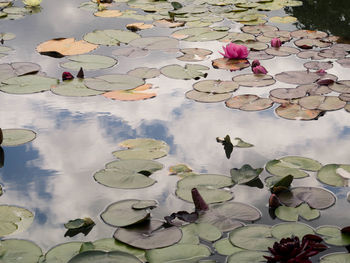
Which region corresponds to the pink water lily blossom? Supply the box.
[252,65,268,74]
[271,37,282,48]
[220,43,249,59]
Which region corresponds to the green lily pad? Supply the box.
[112,47,149,58]
[51,79,103,97]
[233,74,275,87]
[0,46,13,57]
[265,46,299,57]
[248,51,274,60]
[229,225,275,251]
[241,25,278,35]
[83,29,140,46]
[1,129,36,146]
[227,251,269,263]
[198,201,261,232]
[127,67,160,79]
[84,74,144,92]
[186,90,232,103]
[0,32,16,41]
[146,244,211,263]
[275,203,320,221]
[270,87,307,100]
[100,199,150,227]
[177,48,212,62]
[226,94,274,111]
[316,226,350,246]
[0,205,34,236]
[0,75,58,94]
[317,164,350,187]
[60,55,117,70]
[160,64,209,80]
[181,223,222,242]
[0,62,41,82]
[269,16,297,23]
[94,159,162,189]
[44,242,83,263]
[113,219,182,249]
[320,253,350,263]
[64,217,94,230]
[68,250,141,263]
[0,239,42,263]
[171,27,227,41]
[193,80,239,94]
[231,164,263,185]
[276,187,336,209]
[271,222,315,240]
[112,138,169,160]
[129,36,178,52]
[214,238,243,256]
[169,164,192,175]
[176,186,232,204]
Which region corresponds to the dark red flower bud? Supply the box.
[62,72,74,81]
[191,188,209,211]
[269,194,281,209]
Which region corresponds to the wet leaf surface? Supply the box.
[1,128,36,146]
[226,94,274,111]
[83,29,140,46]
[60,55,117,70]
[84,74,144,92]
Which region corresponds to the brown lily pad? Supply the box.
[275,103,322,120]
[247,51,273,60]
[297,51,324,60]
[153,19,185,28]
[126,23,154,31]
[225,94,274,111]
[303,61,333,70]
[337,58,350,68]
[265,46,299,57]
[294,38,331,49]
[270,87,307,100]
[193,80,239,94]
[212,58,250,71]
[36,38,98,57]
[233,73,275,87]
[185,90,232,103]
[177,48,212,62]
[291,30,328,39]
[329,81,350,93]
[298,84,332,96]
[318,49,347,59]
[299,95,346,111]
[339,93,350,102]
[275,71,320,85]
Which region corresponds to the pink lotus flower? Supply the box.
[252,65,268,74]
[220,43,249,59]
[271,38,282,48]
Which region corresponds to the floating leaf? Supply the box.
[216,135,233,158]
[233,74,275,87]
[161,64,209,80]
[270,87,306,100]
[60,55,117,70]
[329,81,350,94]
[214,238,243,256]
[146,244,211,263]
[320,253,350,263]
[275,71,320,85]
[297,50,324,60]
[94,159,162,189]
[181,223,222,242]
[275,204,320,221]
[241,25,278,35]
[277,187,336,209]
[227,251,269,263]
[153,19,185,28]
[114,219,182,249]
[269,16,297,23]
[1,129,36,146]
[193,80,239,94]
[247,50,274,60]
[94,10,122,17]
[275,103,322,120]
[83,29,140,46]
[316,226,350,246]
[113,138,169,160]
[299,96,346,111]
[0,75,58,94]
[198,201,261,232]
[36,38,98,57]
[304,61,333,70]
[231,164,263,185]
[0,32,16,41]
[291,30,328,39]
[265,46,299,57]
[212,58,250,71]
[171,27,227,41]
[112,47,149,58]
[169,164,192,175]
[44,242,84,263]
[51,79,103,97]
[127,67,160,79]
[0,240,42,262]
[271,222,315,240]
[132,200,158,210]
[186,90,232,103]
[64,218,95,230]
[129,36,178,52]
[177,48,212,62]
[226,94,274,111]
[337,58,350,68]
[103,84,156,101]
[126,23,153,31]
[319,49,347,59]
[0,62,41,82]
[84,74,144,92]
[68,250,142,263]
[317,164,350,187]
[295,38,331,49]
[100,199,150,227]
[0,205,34,236]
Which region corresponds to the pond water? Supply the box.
[0,0,350,262]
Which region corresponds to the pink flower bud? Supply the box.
[252,65,268,74]
[62,72,74,81]
[251,59,260,68]
[271,37,282,48]
[316,69,326,76]
[219,42,249,59]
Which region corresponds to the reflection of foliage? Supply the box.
[285,0,350,40]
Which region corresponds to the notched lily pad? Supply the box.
[317,226,350,246]
[177,48,212,62]
[291,29,328,39]
[0,205,34,236]
[60,55,117,70]
[265,46,299,57]
[299,96,346,111]
[51,79,103,97]
[193,79,239,94]
[275,203,320,221]
[0,62,41,82]
[129,36,179,52]
[230,164,263,185]
[275,103,322,120]
[317,164,350,187]
[127,67,160,79]
[83,29,140,46]
[212,58,250,71]
[275,71,320,85]
[1,128,36,146]
[233,74,275,87]
[68,250,142,263]
[0,239,42,263]
[161,64,209,80]
[0,75,58,94]
[226,94,274,111]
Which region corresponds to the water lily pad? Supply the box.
[298,84,332,96]
[295,38,331,49]
[271,222,314,240]
[127,67,160,79]
[100,199,150,227]
[68,250,141,263]
[0,46,13,56]
[316,226,350,246]
[221,32,255,43]
[317,164,350,187]
[257,30,292,43]
[275,203,320,221]
[36,38,98,57]
[214,238,243,256]
[94,9,123,17]
[275,103,322,120]
[233,74,275,87]
[177,48,212,62]
[198,201,261,232]
[153,19,185,28]
[212,58,250,71]
[319,49,347,59]
[0,205,34,236]
[193,80,239,94]
[112,47,148,58]
[304,61,333,70]
[276,187,336,209]
[94,159,162,189]
[0,62,41,82]
[114,219,182,249]
[0,32,16,41]
[337,58,350,68]
[0,75,58,94]
[146,244,211,263]
[129,36,178,52]
[297,50,324,60]
[299,95,346,111]
[51,79,103,97]
[227,251,269,263]
[247,51,274,60]
[270,87,306,100]
[241,25,278,35]
[329,81,350,93]
[229,224,275,251]
[84,74,144,92]
[226,94,274,111]
[44,242,84,263]
[275,71,320,85]
[181,223,222,242]
[103,84,156,101]
[269,16,297,23]
[320,253,350,263]
[231,164,263,185]
[112,138,169,160]
[60,55,117,70]
[291,29,328,39]
[0,239,42,263]
[169,164,192,176]
[265,46,299,56]
[185,90,232,103]
[64,217,94,230]
[161,64,209,80]
[83,29,140,46]
[171,27,227,41]
[1,129,36,147]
